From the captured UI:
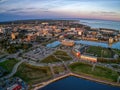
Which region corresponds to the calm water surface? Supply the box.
[75,40,120,50]
[80,19,120,30]
[47,40,120,50]
[40,76,120,90]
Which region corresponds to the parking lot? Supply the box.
[23,46,56,62]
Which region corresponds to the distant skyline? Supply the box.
[0,0,120,22]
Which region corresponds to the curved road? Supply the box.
[1,60,24,80]
[1,48,119,80]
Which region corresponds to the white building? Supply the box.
[81,55,97,62]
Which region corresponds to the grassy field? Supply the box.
[56,55,72,61]
[69,62,119,82]
[54,50,69,56]
[0,58,19,73]
[41,50,72,63]
[53,65,65,74]
[40,55,60,63]
[97,58,120,63]
[86,46,114,58]
[111,65,120,69]
[113,49,120,55]
[14,63,52,84]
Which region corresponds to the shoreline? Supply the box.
[75,40,120,50]
[75,39,120,45]
[33,72,120,90]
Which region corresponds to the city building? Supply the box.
[72,45,97,62]
[81,55,97,62]
[78,30,83,36]
[109,37,114,44]
[11,33,16,40]
[61,39,75,46]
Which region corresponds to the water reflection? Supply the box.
[75,40,120,50]
[40,76,120,90]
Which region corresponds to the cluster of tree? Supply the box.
[98,58,120,64]
[0,39,32,54]
[7,43,32,54]
[0,39,9,49]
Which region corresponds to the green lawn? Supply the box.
[40,50,72,63]
[15,63,52,84]
[0,58,19,73]
[97,58,120,63]
[86,46,114,58]
[69,62,119,82]
[54,50,68,56]
[113,49,120,55]
[112,65,120,69]
[53,65,65,74]
[40,55,60,63]
[55,55,72,61]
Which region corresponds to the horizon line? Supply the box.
[0,18,120,23]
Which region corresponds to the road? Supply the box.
[0,46,119,81]
[0,52,21,63]
[1,60,24,80]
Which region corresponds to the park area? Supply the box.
[86,46,114,58]
[69,62,119,82]
[0,58,19,75]
[14,63,52,85]
[40,50,72,63]
[53,65,66,75]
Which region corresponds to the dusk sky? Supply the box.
[0,0,120,22]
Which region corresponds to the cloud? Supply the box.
[92,11,118,16]
[0,0,8,3]
[100,11,117,14]
[6,8,37,12]
[7,8,22,12]
[0,0,120,21]
[2,7,52,16]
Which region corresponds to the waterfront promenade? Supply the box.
[33,73,120,90]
